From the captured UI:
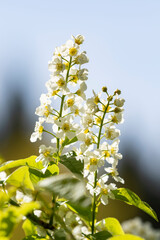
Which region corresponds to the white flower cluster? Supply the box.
[57,203,89,240]
[30,34,125,206]
[122,217,160,240]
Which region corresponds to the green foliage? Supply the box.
[93,230,112,239]
[22,219,37,236]
[54,229,67,240]
[61,136,78,148]
[38,174,92,221]
[22,235,47,240]
[60,151,83,177]
[29,163,59,184]
[108,234,144,240]
[6,166,34,190]
[0,202,39,238]
[113,188,158,221]
[97,217,124,236]
[0,156,42,172]
[0,190,9,208]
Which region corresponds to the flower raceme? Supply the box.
[0,34,157,240]
[30,34,125,209]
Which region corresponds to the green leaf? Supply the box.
[29,164,59,184]
[0,156,43,172]
[0,203,39,238]
[6,166,34,190]
[108,234,144,240]
[18,202,40,216]
[22,219,37,236]
[22,235,46,240]
[93,230,112,239]
[54,229,66,240]
[60,151,83,177]
[97,217,124,236]
[112,188,158,222]
[0,190,9,208]
[0,207,18,237]
[38,174,92,221]
[62,136,78,147]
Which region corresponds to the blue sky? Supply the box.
[0,0,160,179]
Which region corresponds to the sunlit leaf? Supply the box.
[108,234,144,240]
[60,151,83,177]
[29,164,59,184]
[22,219,37,236]
[113,188,158,221]
[0,202,39,238]
[97,217,124,236]
[0,156,42,172]
[6,166,34,190]
[0,190,9,208]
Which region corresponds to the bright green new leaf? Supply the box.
[0,207,18,237]
[0,156,43,172]
[108,234,144,240]
[60,151,83,177]
[112,188,158,222]
[0,203,39,238]
[97,217,124,236]
[19,202,40,217]
[0,190,9,208]
[61,136,78,147]
[93,230,112,239]
[6,166,34,190]
[22,219,37,236]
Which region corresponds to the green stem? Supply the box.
[91,100,110,235]
[56,57,72,151]
[43,129,57,138]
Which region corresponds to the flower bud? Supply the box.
[114,107,123,113]
[114,89,121,95]
[107,95,113,102]
[102,86,107,92]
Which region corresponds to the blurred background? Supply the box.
[0,0,160,233]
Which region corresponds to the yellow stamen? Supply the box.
[111,147,116,155]
[39,126,43,133]
[64,62,69,69]
[75,109,79,115]
[103,150,110,158]
[52,90,59,96]
[44,150,50,157]
[71,75,78,83]
[67,98,74,107]
[44,106,50,117]
[102,105,111,112]
[95,117,101,125]
[69,47,78,56]
[90,158,98,165]
[62,123,70,131]
[101,188,108,195]
[56,79,65,87]
[94,96,99,104]
[85,138,91,146]
[56,63,64,71]
[84,129,89,134]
